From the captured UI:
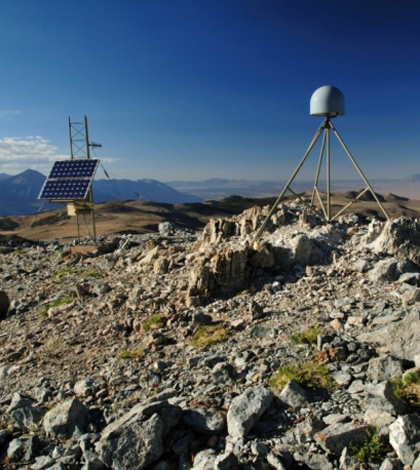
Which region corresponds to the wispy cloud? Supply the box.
[0,110,20,117]
[0,136,117,175]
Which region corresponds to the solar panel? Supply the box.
[49,159,99,178]
[38,158,100,200]
[39,179,91,200]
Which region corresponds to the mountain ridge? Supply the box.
[0,170,203,216]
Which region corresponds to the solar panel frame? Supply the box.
[39,179,92,200]
[49,159,99,178]
[38,158,100,200]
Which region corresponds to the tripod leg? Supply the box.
[332,128,390,222]
[253,124,325,242]
[326,127,331,220]
[311,130,327,206]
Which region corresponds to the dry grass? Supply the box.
[191,325,230,348]
[117,346,144,360]
[268,362,336,394]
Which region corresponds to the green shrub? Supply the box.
[349,428,384,462]
[268,362,336,393]
[392,370,420,409]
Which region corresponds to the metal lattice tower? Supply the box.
[67,116,102,242]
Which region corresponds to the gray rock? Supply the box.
[182,408,226,435]
[368,258,416,283]
[364,408,395,428]
[367,355,404,382]
[212,362,235,384]
[44,398,90,439]
[266,452,288,470]
[365,381,407,416]
[10,405,46,429]
[314,421,370,457]
[353,258,370,273]
[278,381,307,408]
[192,448,217,470]
[295,451,334,470]
[74,378,96,397]
[333,370,353,387]
[29,455,56,470]
[7,437,24,460]
[100,412,164,470]
[389,414,420,465]
[227,386,274,438]
[358,310,420,361]
[379,457,403,470]
[98,401,182,470]
[398,272,420,286]
[250,300,265,320]
[6,392,34,413]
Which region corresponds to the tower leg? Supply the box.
[332,126,390,222]
[253,123,325,242]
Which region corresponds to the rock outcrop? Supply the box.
[1,206,420,469]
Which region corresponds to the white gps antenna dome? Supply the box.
[310,85,346,117]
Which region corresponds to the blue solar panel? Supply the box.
[38,158,100,200]
[39,179,91,200]
[49,159,99,178]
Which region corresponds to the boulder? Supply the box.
[227,386,274,438]
[368,258,417,283]
[278,381,308,408]
[43,399,90,439]
[98,400,182,470]
[364,381,407,416]
[314,421,371,457]
[368,217,420,266]
[367,355,404,382]
[389,414,420,465]
[358,309,420,361]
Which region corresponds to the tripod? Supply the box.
[253,117,390,241]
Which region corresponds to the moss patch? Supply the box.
[191,325,230,348]
[290,325,327,346]
[117,347,143,360]
[268,362,336,394]
[40,297,73,317]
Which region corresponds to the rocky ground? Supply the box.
[2,202,420,470]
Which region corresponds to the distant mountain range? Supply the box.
[0,170,203,216]
[1,169,420,217]
[167,176,420,201]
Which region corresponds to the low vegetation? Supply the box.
[142,315,162,332]
[79,269,102,278]
[40,297,73,317]
[117,346,144,360]
[268,361,336,393]
[392,370,420,409]
[290,325,327,345]
[349,428,385,463]
[191,325,230,348]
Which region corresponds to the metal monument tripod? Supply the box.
[253,86,390,242]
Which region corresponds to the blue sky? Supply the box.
[1,0,420,182]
